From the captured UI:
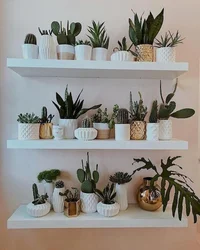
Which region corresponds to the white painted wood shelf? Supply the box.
[7,58,188,79]
[7,205,187,229]
[7,139,188,150]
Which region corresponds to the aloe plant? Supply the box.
[94,183,116,204]
[76,40,91,46]
[155,31,184,48]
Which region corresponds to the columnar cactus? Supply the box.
[149,100,158,123]
[32,183,39,200]
[81,118,91,128]
[117,108,129,124]
[40,106,54,123]
[32,183,48,205]
[24,34,37,45]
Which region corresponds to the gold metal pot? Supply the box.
[130,121,146,140]
[136,44,154,62]
[137,177,162,211]
[39,123,53,139]
[64,200,81,217]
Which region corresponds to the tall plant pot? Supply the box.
[115,183,128,211]
[44,182,54,205]
[130,121,146,140]
[156,47,176,62]
[136,44,154,62]
[18,123,40,140]
[92,48,108,61]
[115,124,130,141]
[57,45,75,60]
[93,123,110,139]
[80,192,98,213]
[22,44,39,59]
[75,45,92,60]
[52,187,65,213]
[146,123,159,141]
[59,119,78,139]
[111,51,134,61]
[39,123,53,139]
[39,35,56,59]
[159,120,172,140]
[64,200,81,217]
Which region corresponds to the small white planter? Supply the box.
[74,128,97,141]
[52,187,65,213]
[18,123,40,140]
[146,123,159,141]
[156,47,176,63]
[92,48,108,61]
[97,202,120,217]
[27,201,51,217]
[111,51,133,61]
[39,35,56,59]
[59,119,78,139]
[44,182,54,204]
[80,192,98,213]
[22,44,39,59]
[115,124,130,141]
[53,125,64,140]
[93,123,110,139]
[115,184,128,211]
[75,45,92,60]
[159,120,172,140]
[57,45,75,60]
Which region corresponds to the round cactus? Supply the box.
[24,34,37,45]
[117,108,129,124]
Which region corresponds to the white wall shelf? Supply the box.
[7,59,188,79]
[7,139,188,150]
[7,204,187,229]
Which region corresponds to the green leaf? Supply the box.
[185,198,191,216]
[166,93,174,104]
[76,104,102,119]
[178,193,184,221]
[129,24,138,46]
[170,109,195,119]
[163,182,173,212]
[56,93,65,107]
[168,101,176,114]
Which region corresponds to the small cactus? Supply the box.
[24,34,37,45]
[81,118,91,128]
[40,106,54,123]
[59,188,80,202]
[32,183,48,205]
[55,180,65,188]
[117,108,129,124]
[32,183,39,200]
[149,100,158,123]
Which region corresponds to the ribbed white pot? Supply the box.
[52,187,65,213]
[74,128,97,141]
[80,192,98,213]
[39,35,56,59]
[56,45,75,60]
[27,201,51,217]
[59,119,78,139]
[75,45,92,60]
[111,51,134,61]
[92,48,108,61]
[115,184,128,211]
[18,123,40,140]
[159,120,172,140]
[22,44,39,59]
[115,124,130,141]
[156,47,176,62]
[97,202,120,217]
[44,182,54,204]
[147,123,159,141]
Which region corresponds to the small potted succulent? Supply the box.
[95,183,120,217]
[38,28,56,59]
[159,80,195,140]
[75,40,92,60]
[74,117,97,141]
[60,188,81,217]
[146,100,159,141]
[155,31,184,62]
[52,85,101,139]
[52,125,64,140]
[51,21,82,60]
[39,106,54,139]
[115,108,130,141]
[17,113,40,140]
[52,180,65,213]
[27,183,50,217]
[129,92,148,140]
[77,152,99,213]
[22,34,39,59]
[88,21,109,61]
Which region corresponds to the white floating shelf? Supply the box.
[7,58,188,79]
[7,139,188,150]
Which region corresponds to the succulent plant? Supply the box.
[40,106,54,124]
[37,169,61,183]
[81,118,91,128]
[149,100,158,123]
[77,152,99,193]
[129,92,148,121]
[94,183,116,205]
[60,187,80,202]
[24,34,37,45]
[76,40,91,46]
[17,113,40,123]
[155,31,184,48]
[116,108,129,124]
[32,183,48,205]
[55,180,65,189]
[38,28,53,36]
[109,172,132,185]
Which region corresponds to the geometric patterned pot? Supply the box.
[27,201,51,217]
[80,192,99,213]
[136,44,154,62]
[156,47,176,63]
[159,120,172,140]
[18,123,40,140]
[146,123,159,141]
[130,121,146,140]
[97,202,120,217]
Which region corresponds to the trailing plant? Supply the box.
[149,100,158,123]
[113,37,137,56]
[87,21,109,49]
[155,31,184,48]
[32,183,48,205]
[129,92,148,121]
[109,172,132,185]
[77,152,99,193]
[132,156,200,223]
[40,106,54,123]
[116,108,129,124]
[94,183,116,204]
[60,187,80,202]
[76,40,91,46]
[17,113,40,123]
[55,180,65,188]
[38,28,53,36]
[52,85,101,119]
[24,34,37,45]
[81,117,91,128]
[37,169,61,183]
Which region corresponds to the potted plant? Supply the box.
[75,117,97,141]
[75,40,92,60]
[51,21,82,60]
[22,34,39,59]
[52,180,65,213]
[129,9,164,62]
[27,183,51,217]
[95,183,120,217]
[129,92,148,140]
[39,106,54,139]
[38,28,56,59]
[52,125,64,140]
[52,85,101,139]
[109,172,132,211]
[158,80,195,140]
[146,100,159,141]
[60,188,81,217]
[17,113,40,140]
[77,152,99,213]
[88,21,109,61]
[115,108,130,141]
[155,31,184,62]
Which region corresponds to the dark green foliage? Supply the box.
[76,40,91,46]
[40,106,54,123]
[116,108,129,124]
[149,100,158,123]
[38,28,53,36]
[115,37,137,57]
[24,34,37,45]
[129,92,148,121]
[81,118,91,128]
[17,113,40,123]
[132,157,200,223]
[155,31,184,48]
[55,180,65,188]
[37,169,61,183]
[52,85,101,119]
[109,172,132,184]
[60,187,80,202]
[32,183,48,205]
[94,183,116,204]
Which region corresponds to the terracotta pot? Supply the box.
[39,123,53,139]
[136,44,154,62]
[64,200,81,217]
[130,121,146,140]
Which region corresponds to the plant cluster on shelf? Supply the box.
[22,8,184,63]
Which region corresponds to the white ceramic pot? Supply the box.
[59,119,78,139]
[80,192,98,213]
[111,51,133,61]
[39,35,56,59]
[27,201,51,217]
[97,202,120,217]
[75,45,92,60]
[92,48,108,61]
[22,44,39,59]
[44,182,54,204]
[146,123,159,141]
[57,44,75,60]
[159,120,172,140]
[156,47,176,63]
[115,184,128,211]
[52,187,65,213]
[53,125,64,140]
[74,128,97,141]
[93,123,110,139]
[18,123,40,140]
[115,124,130,141]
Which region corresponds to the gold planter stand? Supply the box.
[39,123,53,139]
[136,44,154,62]
[130,121,146,140]
[64,200,81,217]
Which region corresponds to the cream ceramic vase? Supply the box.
[115,184,128,211]
[159,120,172,140]
[18,123,40,140]
[39,35,56,59]
[80,192,99,213]
[146,123,159,141]
[75,45,92,60]
[92,48,108,61]
[22,44,39,59]
[74,128,97,141]
[111,51,134,61]
[57,45,75,60]
[97,202,120,217]
[115,124,130,141]
[27,201,51,217]
[156,47,176,62]
[52,187,65,213]
[53,125,64,140]
[59,119,78,139]
[136,44,154,62]
[44,182,54,204]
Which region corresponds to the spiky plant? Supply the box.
[155,31,184,48]
[116,108,129,124]
[37,169,61,183]
[114,37,137,56]
[32,183,48,205]
[17,113,40,123]
[40,106,54,123]
[60,187,80,202]
[24,34,37,45]
[129,92,148,121]
[55,180,65,188]
[109,172,132,185]
[94,183,116,204]
[76,40,91,46]
[38,28,53,36]
[81,118,91,128]
[149,100,158,123]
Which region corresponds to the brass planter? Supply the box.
[39,123,53,139]
[64,200,81,217]
[136,44,154,62]
[130,121,146,140]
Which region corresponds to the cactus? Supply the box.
[32,183,39,200]
[109,172,132,184]
[94,183,116,205]
[81,118,91,128]
[32,183,48,205]
[129,92,148,121]
[17,113,40,123]
[24,34,37,45]
[38,28,53,36]
[59,187,80,202]
[55,180,65,188]
[149,100,158,123]
[40,106,54,124]
[77,152,99,193]
[116,108,129,124]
